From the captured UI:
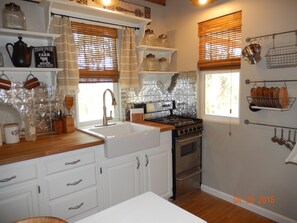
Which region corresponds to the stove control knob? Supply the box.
[185,129,189,134]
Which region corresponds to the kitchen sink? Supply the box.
[79,122,160,158]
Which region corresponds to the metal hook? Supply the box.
[284,81,287,88]
[263,80,266,87]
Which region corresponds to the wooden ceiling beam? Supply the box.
[145,0,166,6]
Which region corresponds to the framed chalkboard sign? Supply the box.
[34,46,58,68]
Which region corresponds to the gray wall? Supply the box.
[162,0,297,221]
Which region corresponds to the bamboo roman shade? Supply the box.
[198,11,242,70]
[71,21,119,83]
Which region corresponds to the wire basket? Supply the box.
[265,44,297,69]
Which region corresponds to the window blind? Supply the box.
[198,11,242,70]
[71,21,119,83]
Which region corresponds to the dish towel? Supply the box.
[285,144,297,164]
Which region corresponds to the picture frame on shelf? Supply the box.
[34,46,58,68]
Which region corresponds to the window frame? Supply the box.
[200,69,240,124]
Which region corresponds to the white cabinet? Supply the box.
[101,153,141,208]
[143,146,172,198]
[41,147,102,222]
[100,131,172,209]
[0,160,40,223]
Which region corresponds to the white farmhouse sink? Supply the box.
[80,122,160,158]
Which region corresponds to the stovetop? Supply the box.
[147,115,202,128]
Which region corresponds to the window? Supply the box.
[201,70,240,123]
[71,22,119,125]
[77,82,119,125]
[198,11,242,123]
[71,21,119,83]
[198,11,242,70]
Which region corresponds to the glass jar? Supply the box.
[141,29,157,46]
[159,57,169,71]
[24,112,36,141]
[157,34,170,48]
[2,3,26,30]
[143,54,158,71]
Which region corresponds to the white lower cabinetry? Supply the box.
[100,131,173,209]
[41,147,102,222]
[0,131,172,222]
[0,160,40,223]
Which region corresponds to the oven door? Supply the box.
[175,133,202,175]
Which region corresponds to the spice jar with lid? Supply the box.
[159,57,169,71]
[143,54,158,71]
[2,3,27,30]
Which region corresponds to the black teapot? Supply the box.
[6,37,33,67]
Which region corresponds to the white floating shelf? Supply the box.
[0,28,60,40]
[0,67,63,72]
[138,71,178,74]
[45,0,151,27]
[137,45,177,53]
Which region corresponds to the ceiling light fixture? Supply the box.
[191,0,218,6]
[100,0,119,7]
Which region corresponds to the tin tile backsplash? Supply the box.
[0,82,68,135]
[121,71,198,120]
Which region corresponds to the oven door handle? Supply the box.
[176,167,201,181]
[175,134,202,143]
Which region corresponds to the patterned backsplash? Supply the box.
[121,71,198,120]
[0,82,66,135]
[0,71,197,135]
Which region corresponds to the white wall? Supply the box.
[163,0,297,222]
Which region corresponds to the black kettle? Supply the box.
[6,37,33,67]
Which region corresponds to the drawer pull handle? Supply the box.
[145,155,149,167]
[136,157,140,170]
[0,175,16,183]
[67,179,82,186]
[65,159,81,166]
[68,202,84,210]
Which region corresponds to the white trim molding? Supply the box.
[201,184,297,223]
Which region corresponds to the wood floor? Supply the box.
[172,190,276,223]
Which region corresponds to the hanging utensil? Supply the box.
[285,130,294,150]
[271,128,278,143]
[277,128,285,145]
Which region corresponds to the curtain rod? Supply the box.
[51,12,139,30]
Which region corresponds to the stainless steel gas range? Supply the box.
[134,101,203,199]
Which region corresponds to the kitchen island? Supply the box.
[75,192,207,223]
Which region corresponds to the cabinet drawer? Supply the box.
[44,150,95,175]
[0,162,37,187]
[49,187,98,220]
[46,164,96,200]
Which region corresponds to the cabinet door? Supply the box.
[144,147,173,199]
[0,182,39,223]
[101,154,141,208]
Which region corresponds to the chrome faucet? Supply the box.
[103,89,117,126]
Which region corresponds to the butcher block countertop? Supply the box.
[0,122,174,166]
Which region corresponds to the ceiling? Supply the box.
[145,0,166,6]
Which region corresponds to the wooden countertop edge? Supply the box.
[0,122,173,166]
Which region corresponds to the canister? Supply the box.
[3,123,20,144]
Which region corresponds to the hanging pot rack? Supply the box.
[245,79,297,85]
[244,119,297,131]
[245,29,297,43]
